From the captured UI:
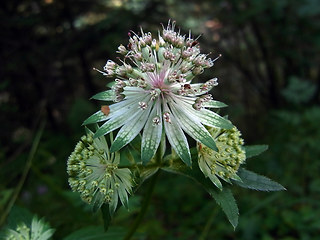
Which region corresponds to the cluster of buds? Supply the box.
[67,131,133,214]
[198,126,246,189]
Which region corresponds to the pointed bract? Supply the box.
[141,101,163,163]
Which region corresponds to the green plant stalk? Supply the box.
[0,120,46,227]
[123,170,160,240]
[198,208,217,240]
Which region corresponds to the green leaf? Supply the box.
[90,90,115,101]
[210,188,239,229]
[63,226,125,240]
[235,168,286,191]
[161,159,238,228]
[6,206,33,229]
[244,145,268,158]
[101,205,111,231]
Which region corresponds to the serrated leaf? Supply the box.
[235,168,286,191]
[244,145,268,158]
[161,158,238,228]
[91,90,115,101]
[210,188,239,229]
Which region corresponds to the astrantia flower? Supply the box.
[5,216,54,240]
[67,129,133,214]
[198,126,246,189]
[85,21,233,165]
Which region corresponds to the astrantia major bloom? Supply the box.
[67,129,133,214]
[84,21,233,166]
[198,126,245,189]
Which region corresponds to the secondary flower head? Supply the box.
[198,126,246,189]
[85,21,233,165]
[67,129,133,214]
[5,216,54,240]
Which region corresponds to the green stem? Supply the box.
[0,120,45,227]
[198,208,216,240]
[123,170,160,240]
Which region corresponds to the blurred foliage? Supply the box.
[0,0,319,239]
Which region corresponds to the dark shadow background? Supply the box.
[1,0,319,239]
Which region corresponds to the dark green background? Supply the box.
[1,0,319,239]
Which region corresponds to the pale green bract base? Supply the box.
[5,216,54,240]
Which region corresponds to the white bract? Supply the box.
[5,217,54,240]
[85,21,233,165]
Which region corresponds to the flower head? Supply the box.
[198,126,246,189]
[67,129,133,214]
[5,216,54,240]
[85,21,233,165]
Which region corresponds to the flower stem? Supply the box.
[0,120,45,227]
[123,170,160,240]
[198,208,216,240]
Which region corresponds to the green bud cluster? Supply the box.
[198,126,246,189]
[67,131,133,214]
